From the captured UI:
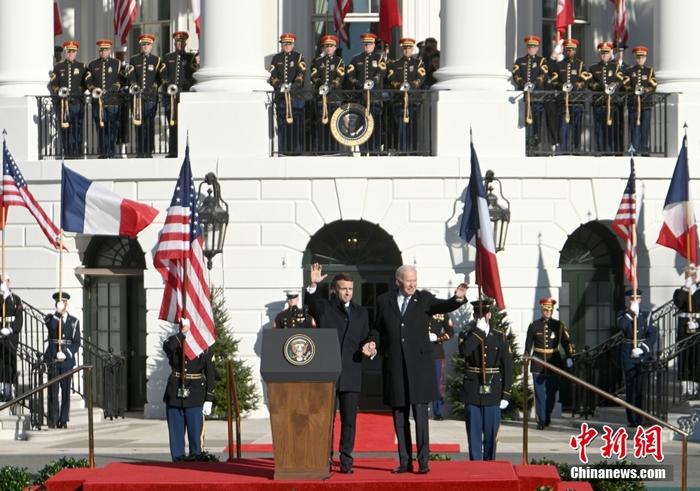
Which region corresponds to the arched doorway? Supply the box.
[82,236,148,411]
[303,220,402,410]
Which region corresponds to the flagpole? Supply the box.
[2,131,6,327]
[683,124,694,314]
[632,222,638,348]
[58,229,64,354]
[179,135,190,397]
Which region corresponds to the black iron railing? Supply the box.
[519,91,670,157]
[266,89,436,156]
[81,339,126,419]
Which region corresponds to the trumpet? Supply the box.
[279,83,291,94]
[525,83,534,125]
[167,84,179,96]
[92,87,104,128]
[364,79,375,116]
[91,87,103,99]
[604,82,618,95]
[363,79,375,91]
[562,82,574,93]
[167,84,179,126]
[562,82,573,124]
[319,84,330,125]
[605,83,618,126]
[634,84,643,126]
[523,82,535,93]
[399,81,410,92]
[58,87,70,98]
[281,83,293,124]
[129,84,142,126]
[318,84,329,96]
[58,87,70,128]
[634,85,644,96]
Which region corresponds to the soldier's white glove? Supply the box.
[0,327,10,336]
[476,317,490,336]
[429,332,438,342]
[56,351,67,362]
[631,347,643,358]
[688,321,698,331]
[685,276,694,288]
[0,281,8,299]
[551,41,564,62]
[202,401,212,416]
[499,399,509,410]
[566,358,574,369]
[629,300,640,317]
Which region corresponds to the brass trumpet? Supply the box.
[364,79,375,116]
[92,88,104,128]
[129,84,142,126]
[524,82,535,125]
[319,84,330,125]
[400,82,410,124]
[634,84,643,126]
[167,84,178,127]
[562,82,573,124]
[604,82,618,127]
[280,83,293,124]
[58,87,70,128]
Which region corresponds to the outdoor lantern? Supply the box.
[197,172,229,269]
[484,170,511,252]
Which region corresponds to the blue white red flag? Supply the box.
[459,142,505,309]
[656,136,697,264]
[61,165,158,237]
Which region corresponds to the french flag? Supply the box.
[459,141,505,309]
[656,136,698,264]
[61,165,158,238]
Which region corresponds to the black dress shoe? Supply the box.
[417,466,430,474]
[339,468,354,474]
[536,422,545,430]
[392,465,412,474]
[545,419,551,427]
[433,415,444,421]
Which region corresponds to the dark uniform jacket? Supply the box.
[126,53,164,101]
[588,61,625,105]
[428,313,453,360]
[549,57,592,91]
[512,54,548,90]
[50,60,91,102]
[387,55,426,90]
[374,290,465,406]
[87,57,123,106]
[525,317,574,373]
[268,51,306,91]
[0,293,23,383]
[310,55,346,92]
[672,283,700,335]
[305,288,376,392]
[617,309,658,371]
[162,50,197,92]
[273,305,315,329]
[458,324,513,406]
[44,312,81,369]
[346,52,386,90]
[623,65,657,108]
[163,332,216,408]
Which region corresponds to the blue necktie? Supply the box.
[401,295,410,316]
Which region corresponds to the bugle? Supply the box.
[58,87,70,128]
[167,84,179,126]
[319,84,330,125]
[129,84,142,126]
[92,88,104,128]
[562,82,573,124]
[364,79,375,116]
[400,82,410,124]
[634,85,643,126]
[280,83,293,124]
[524,82,535,125]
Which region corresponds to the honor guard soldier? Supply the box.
[549,39,591,154]
[512,35,548,149]
[458,298,512,461]
[311,35,345,154]
[0,275,22,402]
[49,40,91,158]
[617,289,658,427]
[126,33,164,157]
[346,33,386,154]
[273,291,315,329]
[44,292,81,429]
[387,38,426,154]
[163,319,216,461]
[163,31,198,158]
[588,41,625,153]
[524,298,574,430]
[672,264,700,396]
[624,46,657,155]
[428,305,454,421]
[268,33,307,155]
[87,39,123,158]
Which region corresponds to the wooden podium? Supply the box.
[260,329,341,480]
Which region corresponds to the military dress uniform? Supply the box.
[126,34,164,157]
[672,270,700,387]
[310,35,345,154]
[549,39,591,153]
[0,288,23,401]
[512,36,548,149]
[524,298,574,429]
[162,31,198,157]
[44,292,81,429]
[617,289,658,426]
[624,46,657,155]
[458,299,513,461]
[428,311,453,420]
[49,40,91,158]
[387,38,426,154]
[87,40,123,158]
[588,42,626,153]
[163,328,216,461]
[268,33,307,155]
[273,305,315,329]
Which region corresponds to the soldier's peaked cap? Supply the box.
[172,31,189,41]
[96,39,113,49]
[471,298,494,309]
[632,46,649,56]
[63,40,80,51]
[360,32,377,43]
[320,34,338,46]
[52,291,71,301]
[625,288,643,297]
[597,41,614,52]
[563,38,579,49]
[284,290,299,299]
[524,35,541,46]
[539,297,557,308]
[138,34,156,45]
[399,37,416,48]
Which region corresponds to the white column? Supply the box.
[655,0,700,92]
[0,0,53,96]
[433,0,510,90]
[193,0,274,92]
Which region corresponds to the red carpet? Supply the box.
[45,458,592,491]
[226,412,460,454]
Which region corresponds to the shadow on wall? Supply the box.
[253,300,286,407]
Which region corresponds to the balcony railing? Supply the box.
[265,89,436,157]
[519,91,671,157]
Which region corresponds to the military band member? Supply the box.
[588,41,626,154]
[162,31,197,158]
[617,289,658,427]
[44,292,81,429]
[0,275,22,402]
[273,291,316,329]
[163,319,216,461]
[624,46,657,155]
[268,32,307,155]
[524,298,574,430]
[512,35,548,149]
[428,305,454,421]
[311,35,345,154]
[672,264,700,395]
[549,38,591,154]
[126,34,164,157]
[459,298,512,461]
[49,40,91,158]
[87,39,123,158]
[387,38,426,154]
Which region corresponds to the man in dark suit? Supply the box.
[374,265,468,474]
[0,275,23,402]
[305,263,377,474]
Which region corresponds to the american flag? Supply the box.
[1,140,61,249]
[611,0,628,49]
[612,159,637,286]
[114,0,138,46]
[153,145,215,360]
[334,0,352,44]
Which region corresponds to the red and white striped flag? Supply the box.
[612,159,637,286]
[190,0,201,38]
[114,0,138,46]
[611,0,628,49]
[1,140,61,249]
[334,0,352,44]
[53,0,63,37]
[153,144,215,360]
